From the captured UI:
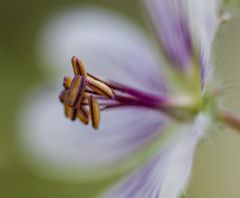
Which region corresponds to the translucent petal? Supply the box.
[187,0,222,45]
[143,0,193,71]
[143,0,222,80]
[187,0,222,86]
[103,114,210,198]
[18,86,166,180]
[37,7,166,95]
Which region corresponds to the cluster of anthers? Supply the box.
[59,56,169,130]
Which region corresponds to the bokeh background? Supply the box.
[1,0,240,197]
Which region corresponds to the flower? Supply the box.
[19,1,238,198]
[19,7,168,181]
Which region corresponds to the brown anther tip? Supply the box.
[71,56,77,62]
[89,95,100,130]
[63,76,72,90]
[63,96,78,120]
[71,56,87,77]
[69,108,78,121]
[78,106,89,125]
[59,90,66,103]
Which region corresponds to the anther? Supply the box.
[71,56,87,77]
[78,106,89,125]
[64,98,78,120]
[59,90,66,103]
[69,108,78,121]
[63,76,72,90]
[89,95,100,129]
[67,75,87,108]
[87,76,115,99]
[81,92,90,104]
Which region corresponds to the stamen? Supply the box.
[89,95,100,129]
[67,75,87,108]
[63,76,72,90]
[78,106,89,125]
[60,56,170,130]
[71,56,87,77]
[87,76,115,98]
[64,98,78,121]
[70,108,78,121]
[59,90,66,103]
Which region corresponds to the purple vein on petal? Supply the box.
[144,0,193,71]
[102,114,210,198]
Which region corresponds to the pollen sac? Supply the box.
[63,76,72,90]
[64,99,78,121]
[67,75,87,108]
[87,76,115,98]
[69,109,78,121]
[71,56,87,77]
[81,92,90,104]
[78,106,89,125]
[59,90,66,103]
[89,95,100,129]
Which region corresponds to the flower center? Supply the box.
[59,56,170,129]
[58,57,240,134]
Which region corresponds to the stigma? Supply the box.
[59,56,167,130]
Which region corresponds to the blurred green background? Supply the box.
[0,0,240,197]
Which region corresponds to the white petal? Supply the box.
[143,0,222,85]
[37,7,166,94]
[187,0,222,86]
[187,0,222,46]
[17,86,166,181]
[103,114,210,198]
[143,0,193,70]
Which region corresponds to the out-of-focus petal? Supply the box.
[38,7,166,95]
[187,0,221,48]
[143,0,193,71]
[143,0,222,82]
[18,86,166,180]
[187,0,222,87]
[103,114,210,198]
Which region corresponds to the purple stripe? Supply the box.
[145,0,193,71]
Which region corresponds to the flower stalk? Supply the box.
[218,110,240,132]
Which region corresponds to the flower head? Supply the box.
[55,0,229,197]
[19,1,239,198]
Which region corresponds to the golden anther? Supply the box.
[67,75,87,108]
[64,98,78,120]
[87,76,115,98]
[81,92,90,104]
[71,56,87,77]
[59,90,66,103]
[89,95,100,129]
[78,106,89,125]
[69,108,78,121]
[63,76,72,90]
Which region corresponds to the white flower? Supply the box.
[17,1,237,198]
